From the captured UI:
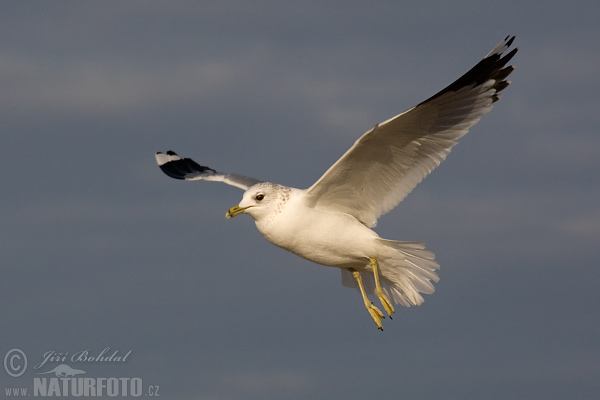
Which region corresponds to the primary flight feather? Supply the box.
[156,36,517,329]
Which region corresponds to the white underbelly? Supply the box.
[256,207,378,268]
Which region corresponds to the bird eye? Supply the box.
[255,194,265,201]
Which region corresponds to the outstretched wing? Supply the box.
[155,151,261,190]
[305,36,518,227]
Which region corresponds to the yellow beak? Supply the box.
[226,205,250,219]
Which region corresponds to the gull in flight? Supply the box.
[156,36,517,330]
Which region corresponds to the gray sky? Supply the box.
[1,1,599,399]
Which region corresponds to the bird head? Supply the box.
[226,182,290,221]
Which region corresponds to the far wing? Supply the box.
[306,36,518,227]
[155,151,261,190]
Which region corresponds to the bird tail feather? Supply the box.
[341,240,440,307]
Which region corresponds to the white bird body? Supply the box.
[231,182,439,309]
[247,185,381,268]
[155,36,518,329]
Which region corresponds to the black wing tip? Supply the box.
[155,150,178,156]
[490,35,516,58]
[465,35,518,85]
[504,35,516,50]
[417,36,518,107]
[155,150,217,180]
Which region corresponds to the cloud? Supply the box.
[0,53,245,116]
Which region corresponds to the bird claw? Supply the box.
[377,289,395,318]
[366,303,385,330]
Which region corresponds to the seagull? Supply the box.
[156,36,517,330]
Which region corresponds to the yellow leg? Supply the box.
[370,257,395,318]
[351,269,384,330]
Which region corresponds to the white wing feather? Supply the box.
[306,36,517,227]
